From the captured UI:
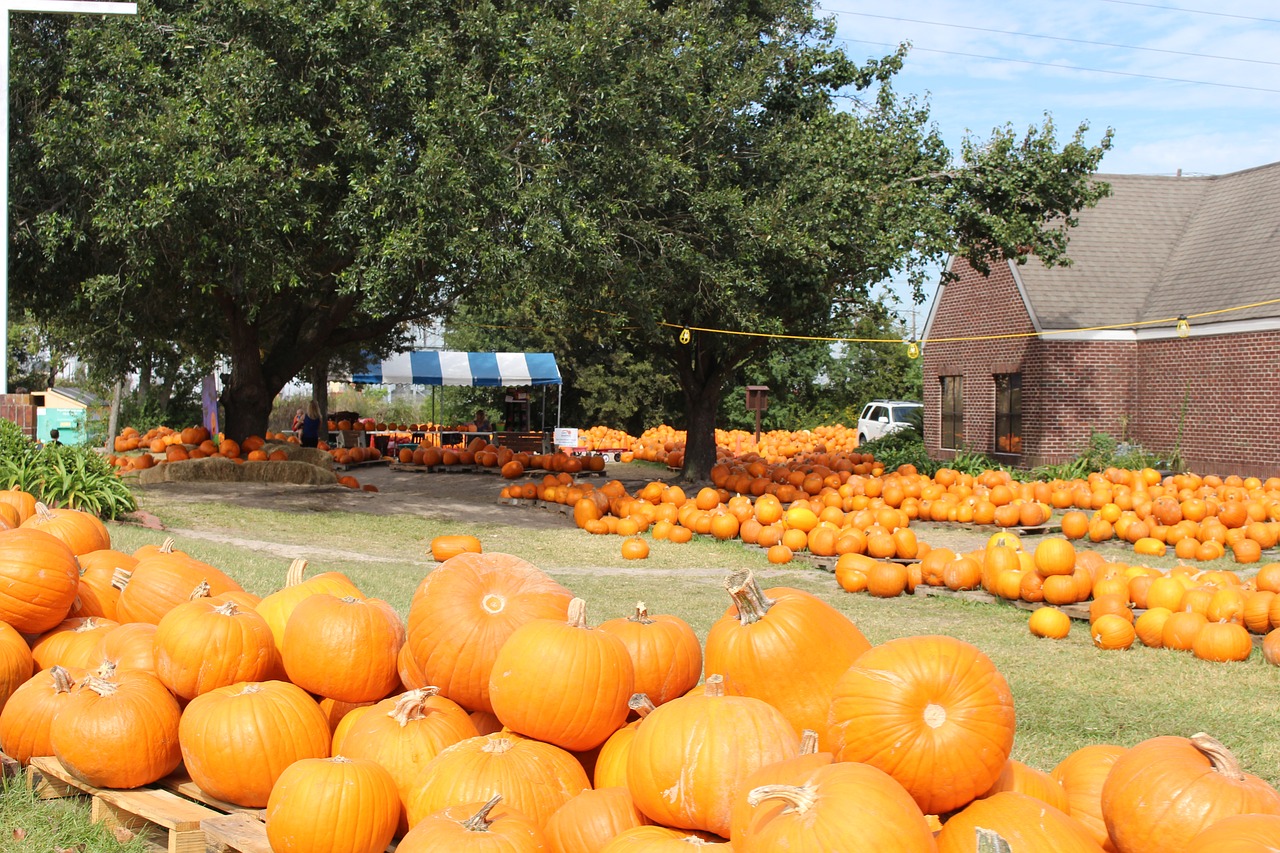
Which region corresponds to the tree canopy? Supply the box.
[12,0,1111,470]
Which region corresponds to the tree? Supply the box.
[495,0,1111,479]
[12,1,527,439]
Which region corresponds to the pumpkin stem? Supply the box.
[285,558,308,587]
[94,660,117,680]
[461,795,503,832]
[189,581,212,600]
[630,602,653,624]
[482,737,514,755]
[976,828,1014,853]
[567,597,589,629]
[628,693,657,717]
[389,687,442,726]
[724,570,775,626]
[704,674,725,698]
[213,600,238,616]
[33,502,53,520]
[798,729,819,755]
[110,567,132,593]
[747,783,817,813]
[82,676,118,697]
[1191,732,1247,781]
[49,665,75,693]
[158,537,176,553]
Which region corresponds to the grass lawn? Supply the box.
[7,483,1278,851]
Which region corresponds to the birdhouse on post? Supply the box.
[745,386,769,443]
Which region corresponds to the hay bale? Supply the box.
[163,456,246,483]
[241,460,338,486]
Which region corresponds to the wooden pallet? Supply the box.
[331,458,392,472]
[918,520,1060,536]
[27,756,220,853]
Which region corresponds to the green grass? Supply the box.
[0,777,152,852]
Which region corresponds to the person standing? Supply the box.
[300,400,322,448]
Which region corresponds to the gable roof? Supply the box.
[1011,160,1280,330]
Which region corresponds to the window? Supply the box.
[995,373,1022,455]
[940,376,963,450]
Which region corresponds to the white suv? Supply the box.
[857,400,923,445]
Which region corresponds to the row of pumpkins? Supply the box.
[397,438,609,478]
[0,489,1277,850]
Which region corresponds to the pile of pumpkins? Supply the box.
[400,436,609,479]
[0,495,1276,851]
[109,427,305,473]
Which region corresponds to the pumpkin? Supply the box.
[155,599,277,700]
[1184,813,1280,852]
[981,758,1072,814]
[404,732,591,830]
[179,680,332,807]
[266,756,400,853]
[828,634,1015,815]
[703,570,871,750]
[598,603,701,707]
[70,548,136,620]
[626,674,799,838]
[490,598,634,752]
[1028,606,1071,639]
[937,791,1104,852]
[1192,620,1253,662]
[254,558,363,658]
[337,687,480,835]
[282,594,404,704]
[545,787,652,853]
[1161,610,1208,651]
[0,489,36,524]
[598,826,729,850]
[1091,613,1136,650]
[50,670,183,788]
[1134,607,1172,648]
[398,796,547,852]
[0,664,78,763]
[430,534,483,562]
[620,537,650,560]
[405,552,573,714]
[1102,732,1280,853]
[0,528,81,633]
[728,729,832,842]
[1264,627,1280,666]
[114,548,244,625]
[30,617,118,672]
[593,694,656,788]
[0,620,33,714]
[94,622,158,673]
[736,761,937,852]
[20,503,110,555]
[1051,743,1128,850]
[1034,537,1077,576]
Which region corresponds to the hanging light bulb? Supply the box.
[1175,315,1190,338]
[905,338,920,359]
[679,327,692,345]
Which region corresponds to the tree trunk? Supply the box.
[310,359,330,423]
[105,379,123,453]
[681,382,720,482]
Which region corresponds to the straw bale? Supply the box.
[241,460,338,486]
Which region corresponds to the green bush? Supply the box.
[0,420,136,519]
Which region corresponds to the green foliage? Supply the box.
[0,420,135,518]
[0,777,152,853]
[1030,429,1175,481]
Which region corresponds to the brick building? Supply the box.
[921,161,1280,478]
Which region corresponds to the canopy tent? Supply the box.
[352,351,562,430]
[353,351,561,387]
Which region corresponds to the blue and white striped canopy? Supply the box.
[352,351,561,387]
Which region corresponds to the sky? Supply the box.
[816,0,1280,318]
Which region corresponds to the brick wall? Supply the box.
[924,259,1280,477]
[0,395,35,438]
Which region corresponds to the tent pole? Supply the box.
[557,385,562,429]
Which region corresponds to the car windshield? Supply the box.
[891,405,920,421]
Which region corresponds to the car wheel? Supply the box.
[858,433,867,446]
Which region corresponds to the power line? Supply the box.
[823,8,1280,67]
[837,38,1280,95]
[1093,0,1280,25]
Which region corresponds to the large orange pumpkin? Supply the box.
[598,603,702,707]
[703,570,871,750]
[282,595,404,704]
[1051,743,1127,849]
[0,665,80,763]
[828,634,1016,815]
[398,797,547,852]
[545,787,652,853]
[20,503,111,556]
[0,528,81,633]
[1102,733,1280,853]
[405,552,572,714]
[937,791,1104,852]
[266,756,400,853]
[626,675,799,838]
[1184,813,1280,852]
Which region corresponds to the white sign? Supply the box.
[554,427,579,448]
